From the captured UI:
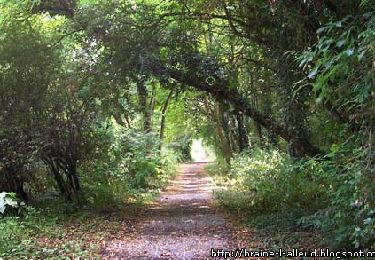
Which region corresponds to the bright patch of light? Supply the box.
[190,139,216,162]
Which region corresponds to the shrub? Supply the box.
[299,142,375,250]
[212,149,328,215]
[211,146,375,250]
[80,126,178,209]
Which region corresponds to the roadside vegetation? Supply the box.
[1,0,374,257]
[0,126,180,258]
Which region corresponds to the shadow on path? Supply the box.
[101,162,239,259]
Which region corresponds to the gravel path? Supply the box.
[101,162,242,259]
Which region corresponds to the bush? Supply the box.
[210,146,375,250]
[80,126,178,209]
[167,134,192,162]
[211,149,328,216]
[299,142,375,250]
[0,202,97,258]
[0,205,57,256]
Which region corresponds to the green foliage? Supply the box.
[1,0,374,255]
[0,206,57,257]
[298,141,375,250]
[211,145,375,250]
[210,149,328,215]
[296,4,375,250]
[0,203,99,258]
[208,150,329,249]
[0,3,63,200]
[244,212,321,250]
[167,134,193,162]
[299,5,375,125]
[80,125,177,210]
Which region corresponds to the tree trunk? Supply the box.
[219,103,233,155]
[255,122,264,149]
[145,83,156,133]
[137,79,152,132]
[236,112,249,152]
[159,89,174,148]
[151,66,322,157]
[68,159,80,193]
[49,160,72,201]
[215,103,232,163]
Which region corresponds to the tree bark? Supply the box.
[215,103,232,163]
[255,122,264,149]
[159,89,174,146]
[137,79,152,133]
[146,84,156,133]
[151,65,321,157]
[236,112,249,152]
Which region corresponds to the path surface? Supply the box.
[101,162,242,259]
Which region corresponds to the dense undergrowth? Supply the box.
[208,146,375,250]
[1,0,374,257]
[0,126,181,258]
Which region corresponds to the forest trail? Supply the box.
[101,162,244,259]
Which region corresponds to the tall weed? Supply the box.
[210,147,374,249]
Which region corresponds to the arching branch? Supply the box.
[151,64,322,157]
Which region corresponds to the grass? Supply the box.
[206,160,324,251]
[0,175,173,259]
[0,205,94,258]
[244,213,321,250]
[212,188,323,251]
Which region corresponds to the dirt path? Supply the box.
[101,162,242,259]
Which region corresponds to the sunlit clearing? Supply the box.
[190,139,216,162]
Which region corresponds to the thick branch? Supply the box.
[151,64,321,156]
